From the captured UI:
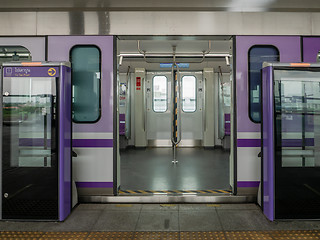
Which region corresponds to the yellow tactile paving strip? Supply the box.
[0,230,319,240]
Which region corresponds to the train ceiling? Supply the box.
[0,0,319,12]
[118,39,232,73]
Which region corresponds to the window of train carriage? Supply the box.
[153,76,168,112]
[182,76,197,112]
[249,45,279,123]
[0,46,31,63]
[70,46,101,123]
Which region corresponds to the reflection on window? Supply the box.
[119,83,126,107]
[70,46,101,122]
[182,76,196,112]
[249,45,279,122]
[0,46,31,64]
[153,76,167,112]
[3,77,56,168]
[274,70,320,168]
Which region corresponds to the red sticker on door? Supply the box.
[136,77,141,86]
[136,77,141,90]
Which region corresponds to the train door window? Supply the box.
[0,46,31,63]
[182,76,196,112]
[70,45,101,122]
[249,45,279,122]
[153,75,168,112]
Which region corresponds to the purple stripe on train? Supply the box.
[237,138,315,147]
[237,181,260,188]
[72,139,113,148]
[237,139,261,147]
[76,182,113,188]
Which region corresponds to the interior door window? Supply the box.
[153,75,168,113]
[182,76,196,112]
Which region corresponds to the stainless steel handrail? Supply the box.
[118,53,231,57]
[203,77,207,132]
[135,40,221,63]
[125,66,131,139]
[143,76,147,132]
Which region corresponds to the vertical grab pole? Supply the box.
[171,63,181,164]
[172,69,178,164]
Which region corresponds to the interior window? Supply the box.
[0,46,31,64]
[182,76,196,112]
[153,75,168,112]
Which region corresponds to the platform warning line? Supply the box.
[0,230,319,239]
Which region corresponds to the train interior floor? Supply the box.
[1,203,320,239]
[120,147,230,191]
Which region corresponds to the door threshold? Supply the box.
[118,189,232,196]
[79,194,256,203]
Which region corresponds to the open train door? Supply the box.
[47,36,117,199]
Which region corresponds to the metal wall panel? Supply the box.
[1,0,320,12]
[42,11,315,36]
[0,11,317,36]
[311,13,320,36]
[37,12,71,35]
[0,12,36,35]
[240,12,312,35]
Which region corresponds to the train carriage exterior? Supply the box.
[0,4,320,220]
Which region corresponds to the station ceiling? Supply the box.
[0,0,319,12]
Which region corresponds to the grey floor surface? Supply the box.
[120,147,230,191]
[1,203,320,232]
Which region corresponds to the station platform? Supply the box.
[0,203,320,239]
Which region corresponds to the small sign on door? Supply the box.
[136,77,141,90]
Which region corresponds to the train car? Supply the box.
[0,3,320,204]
